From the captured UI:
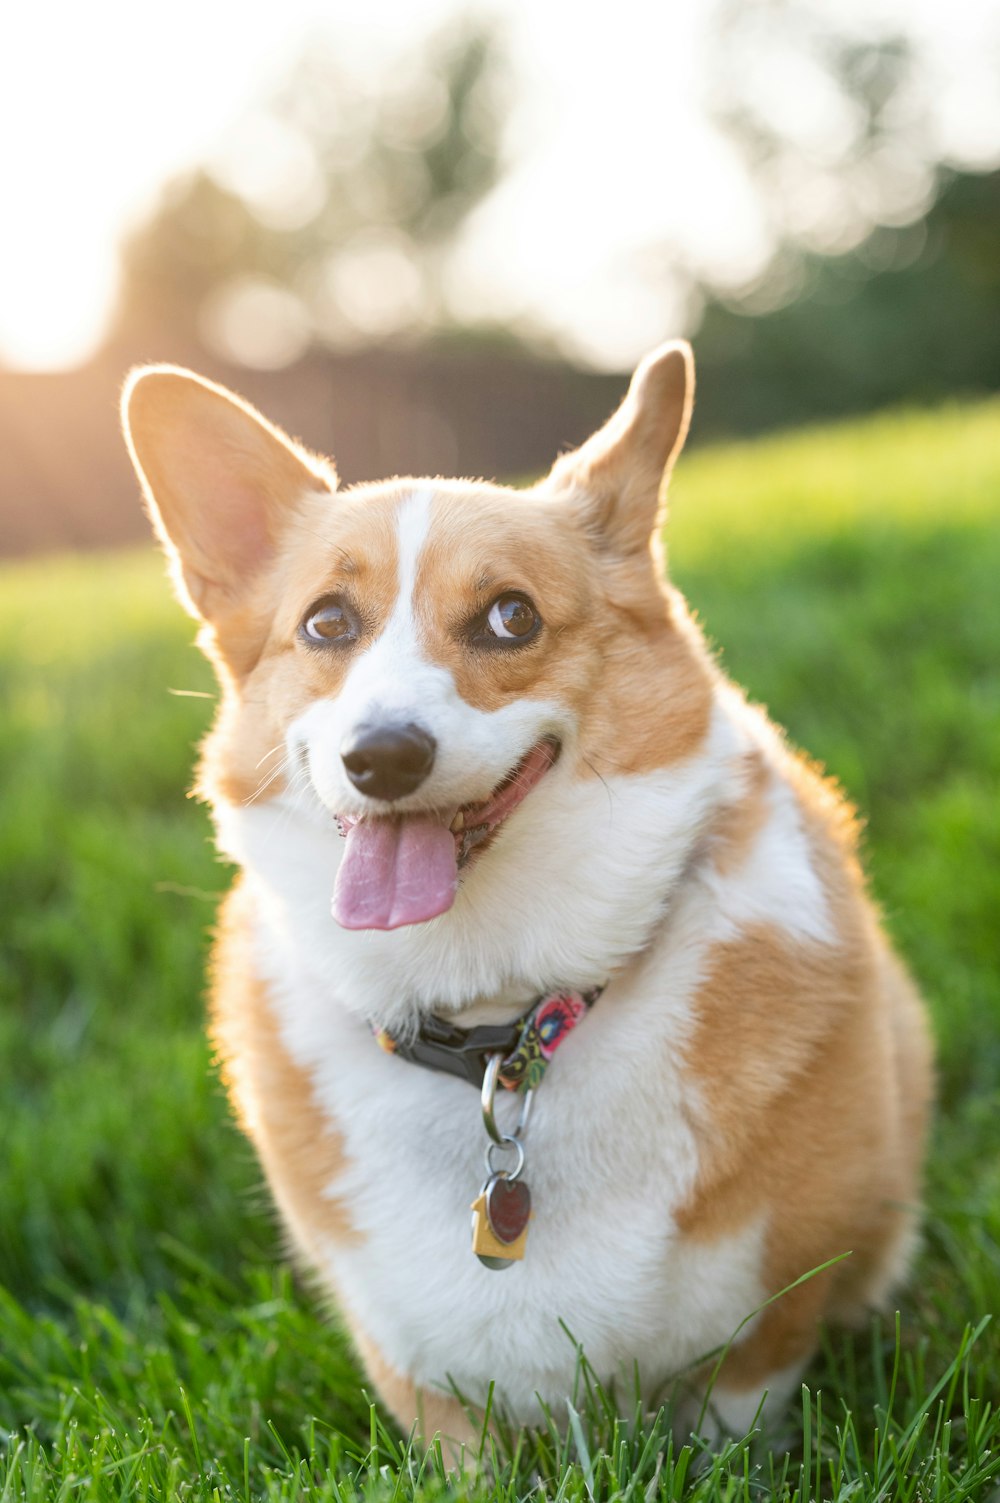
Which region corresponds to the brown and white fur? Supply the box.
[122,342,932,1450]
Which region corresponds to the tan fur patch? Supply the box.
[708,751,771,876]
[210,882,359,1260]
[676,892,932,1390]
[575,587,714,776]
[412,485,601,716]
[409,486,715,776]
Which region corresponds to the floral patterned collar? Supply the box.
[372,985,605,1093]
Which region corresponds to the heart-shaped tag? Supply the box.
[485,1175,532,1244]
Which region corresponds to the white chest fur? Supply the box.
[253,889,767,1421]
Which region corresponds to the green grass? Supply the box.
[2,395,999,1499]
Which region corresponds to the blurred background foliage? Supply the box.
[690,7,1000,430]
[2,0,998,557]
[110,5,1000,424]
[114,19,508,363]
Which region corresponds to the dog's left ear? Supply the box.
[547,341,693,555]
[121,364,335,625]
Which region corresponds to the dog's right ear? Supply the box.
[121,366,335,623]
[546,341,693,557]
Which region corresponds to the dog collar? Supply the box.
[372,984,604,1092]
[374,985,605,1271]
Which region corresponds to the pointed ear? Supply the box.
[121,365,335,621]
[548,341,693,555]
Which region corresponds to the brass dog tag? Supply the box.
[471,1173,531,1268]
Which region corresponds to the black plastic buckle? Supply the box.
[392,1014,523,1089]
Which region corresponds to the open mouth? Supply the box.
[331,737,560,932]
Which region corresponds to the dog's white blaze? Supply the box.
[342,484,435,718]
[302,486,439,787]
[292,484,573,825]
[394,486,433,617]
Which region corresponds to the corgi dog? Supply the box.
[122,342,932,1449]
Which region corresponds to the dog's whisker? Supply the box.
[254,742,287,770]
[244,754,294,807]
[581,755,616,815]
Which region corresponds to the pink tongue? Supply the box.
[332,816,459,930]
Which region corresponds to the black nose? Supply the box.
[341,723,437,802]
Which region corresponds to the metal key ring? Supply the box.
[485,1134,525,1182]
[481,1052,534,1145]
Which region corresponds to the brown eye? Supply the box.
[302,599,356,644]
[486,594,539,641]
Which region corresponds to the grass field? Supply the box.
[2,397,999,1500]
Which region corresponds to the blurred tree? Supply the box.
[681,2,1000,433]
[112,18,507,367]
[706,9,937,274]
[694,168,1000,435]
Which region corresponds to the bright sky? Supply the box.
[1,0,999,370]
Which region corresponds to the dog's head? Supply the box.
[123,343,713,935]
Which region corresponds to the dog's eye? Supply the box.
[302,599,356,644]
[485,594,539,641]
